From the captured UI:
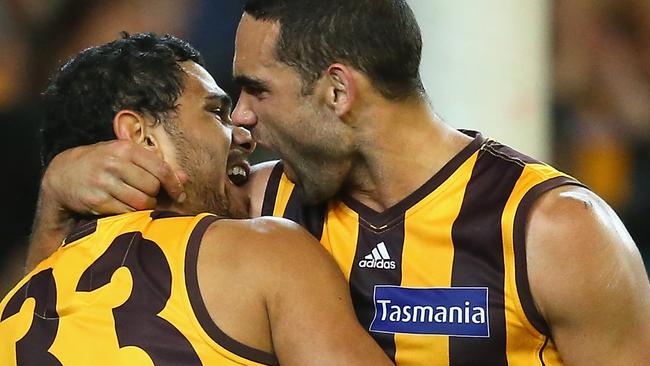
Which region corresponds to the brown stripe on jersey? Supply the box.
[261,161,285,216]
[185,215,279,366]
[63,219,97,246]
[150,210,194,219]
[282,189,328,241]
[348,217,406,362]
[450,149,525,366]
[513,176,583,337]
[482,139,542,165]
[539,337,549,366]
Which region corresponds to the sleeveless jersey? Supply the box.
[261,131,583,366]
[0,210,278,366]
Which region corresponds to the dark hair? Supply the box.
[243,0,424,100]
[41,32,204,167]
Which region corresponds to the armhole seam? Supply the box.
[513,176,586,337]
[184,215,279,366]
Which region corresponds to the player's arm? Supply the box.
[199,217,393,366]
[527,186,650,365]
[264,220,392,365]
[26,140,184,270]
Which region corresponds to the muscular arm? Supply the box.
[198,217,392,366]
[27,140,277,271]
[26,140,184,270]
[527,186,650,365]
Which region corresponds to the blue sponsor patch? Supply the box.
[370,286,489,337]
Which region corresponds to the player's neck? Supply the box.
[345,101,472,212]
[154,195,192,216]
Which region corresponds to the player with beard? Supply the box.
[0,33,391,366]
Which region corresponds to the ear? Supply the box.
[324,63,355,117]
[113,110,160,152]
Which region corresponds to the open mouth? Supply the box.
[227,159,251,186]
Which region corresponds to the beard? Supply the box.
[286,157,348,206]
[185,176,232,216]
[170,129,242,218]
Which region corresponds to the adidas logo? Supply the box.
[358,242,396,270]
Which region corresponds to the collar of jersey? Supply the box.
[341,130,486,230]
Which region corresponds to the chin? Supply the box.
[223,195,250,219]
[223,188,251,219]
[296,183,338,206]
[290,160,348,205]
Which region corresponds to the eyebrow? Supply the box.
[205,93,232,111]
[233,75,270,91]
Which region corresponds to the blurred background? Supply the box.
[0,0,648,295]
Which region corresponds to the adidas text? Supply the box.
[359,259,396,269]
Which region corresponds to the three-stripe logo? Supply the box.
[358,242,396,270]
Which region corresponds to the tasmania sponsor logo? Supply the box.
[358,242,396,270]
[370,286,489,337]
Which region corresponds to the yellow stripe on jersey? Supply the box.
[502,164,565,365]
[321,201,361,281]
[394,149,480,366]
[273,173,295,218]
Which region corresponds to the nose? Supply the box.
[231,94,257,129]
[231,125,256,155]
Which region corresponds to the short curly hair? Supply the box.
[41,32,204,167]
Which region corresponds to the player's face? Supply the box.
[232,14,354,204]
[161,61,252,218]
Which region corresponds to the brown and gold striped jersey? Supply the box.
[0,211,277,366]
[261,130,583,366]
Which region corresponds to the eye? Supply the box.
[209,108,232,126]
[242,86,268,100]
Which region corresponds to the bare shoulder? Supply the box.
[525,185,650,362]
[526,185,642,276]
[205,216,317,249]
[197,217,391,365]
[247,160,281,217]
[193,216,318,355]
[200,216,330,275]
